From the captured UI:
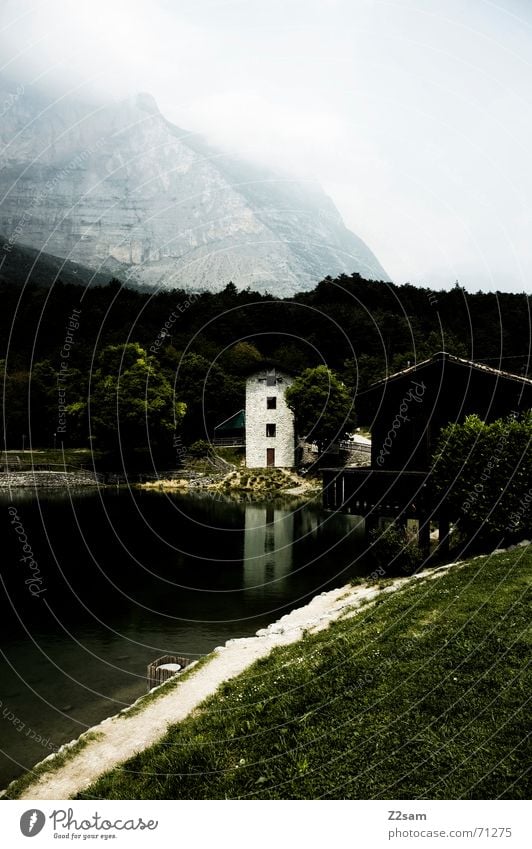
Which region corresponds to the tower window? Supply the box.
[267,396,277,409]
[266,423,276,437]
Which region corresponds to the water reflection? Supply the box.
[243,505,293,591]
[0,490,366,787]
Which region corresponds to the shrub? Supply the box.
[367,522,423,577]
[188,439,211,457]
[215,447,244,465]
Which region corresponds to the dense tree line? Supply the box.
[0,272,530,458]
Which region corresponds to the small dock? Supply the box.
[322,467,450,555]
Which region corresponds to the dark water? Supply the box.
[0,488,368,787]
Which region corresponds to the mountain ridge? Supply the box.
[0,236,115,289]
[0,81,388,294]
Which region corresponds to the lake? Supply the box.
[0,488,369,787]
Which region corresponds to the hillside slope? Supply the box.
[7,544,532,799]
[73,547,531,800]
[0,237,114,288]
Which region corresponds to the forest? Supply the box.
[0,271,530,458]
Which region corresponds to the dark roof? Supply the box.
[367,351,532,390]
[237,360,297,378]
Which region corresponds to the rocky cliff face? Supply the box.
[0,81,388,293]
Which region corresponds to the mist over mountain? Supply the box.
[0,80,388,294]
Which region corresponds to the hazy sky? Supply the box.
[1,0,532,292]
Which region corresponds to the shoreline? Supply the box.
[0,466,322,498]
[2,558,461,800]
[137,467,322,499]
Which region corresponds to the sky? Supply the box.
[1,0,532,292]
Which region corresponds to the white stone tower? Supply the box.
[245,368,295,468]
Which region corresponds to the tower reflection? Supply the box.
[243,504,294,591]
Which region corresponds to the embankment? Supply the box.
[3,544,530,800]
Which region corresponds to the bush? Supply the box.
[431,413,532,545]
[367,522,423,577]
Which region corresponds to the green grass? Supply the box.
[1,448,97,467]
[1,658,214,799]
[213,447,244,466]
[77,549,531,800]
[218,467,306,495]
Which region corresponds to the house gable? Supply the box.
[359,352,532,471]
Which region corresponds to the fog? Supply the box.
[1,0,532,292]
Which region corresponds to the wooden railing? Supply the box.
[212,437,245,447]
[338,440,371,453]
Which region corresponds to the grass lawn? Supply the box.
[78,548,531,800]
[1,448,96,467]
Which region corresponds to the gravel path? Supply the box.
[5,564,454,800]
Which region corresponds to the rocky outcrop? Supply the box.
[0,80,388,294]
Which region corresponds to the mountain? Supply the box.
[0,80,388,294]
[0,237,116,289]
